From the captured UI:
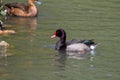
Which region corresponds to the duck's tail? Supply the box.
[79,39,100,50]
[79,39,95,46]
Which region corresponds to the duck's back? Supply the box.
[66,39,80,45]
[5,2,28,11]
[66,43,90,52]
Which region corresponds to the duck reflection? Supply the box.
[53,50,96,68]
[6,16,37,32]
[54,51,66,69]
[67,50,96,60]
[53,51,66,75]
[0,41,8,66]
[53,50,96,78]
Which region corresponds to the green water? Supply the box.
[0,0,120,80]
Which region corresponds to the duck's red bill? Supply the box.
[51,32,56,38]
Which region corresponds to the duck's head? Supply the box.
[51,29,67,50]
[31,0,42,5]
[51,29,66,39]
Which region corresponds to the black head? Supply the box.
[51,29,67,50]
[51,29,66,38]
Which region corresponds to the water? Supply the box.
[0,0,120,80]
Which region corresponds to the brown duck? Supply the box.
[4,0,41,17]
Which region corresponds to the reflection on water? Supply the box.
[53,51,66,78]
[0,0,119,79]
[67,50,96,60]
[0,41,9,66]
[6,17,38,33]
[54,50,96,74]
[0,57,7,66]
[0,47,8,66]
[53,51,96,80]
[53,51,66,72]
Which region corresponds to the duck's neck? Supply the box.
[60,29,66,44]
[27,0,38,16]
[60,36,66,44]
[56,37,66,50]
[56,35,66,50]
[28,0,35,6]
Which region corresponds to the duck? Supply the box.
[51,29,97,52]
[0,20,16,34]
[2,0,41,17]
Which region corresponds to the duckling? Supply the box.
[0,20,16,34]
[4,0,41,17]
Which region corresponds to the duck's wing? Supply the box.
[67,39,95,46]
[4,2,29,11]
[66,39,80,45]
[78,39,95,46]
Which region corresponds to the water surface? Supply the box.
[0,0,120,80]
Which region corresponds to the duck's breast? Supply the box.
[66,43,90,52]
